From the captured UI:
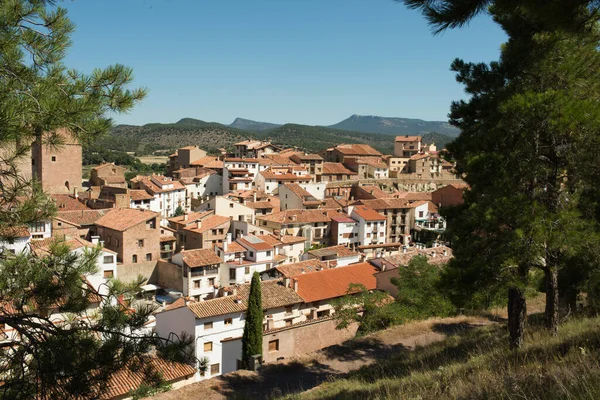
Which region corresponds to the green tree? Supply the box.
[0,1,198,398]
[332,283,398,336]
[392,255,455,319]
[403,0,600,348]
[172,205,185,217]
[242,272,263,369]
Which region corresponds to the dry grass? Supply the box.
[138,155,169,165]
[288,314,600,400]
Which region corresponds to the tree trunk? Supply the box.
[545,267,559,336]
[508,287,527,349]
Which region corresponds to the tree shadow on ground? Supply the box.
[214,337,412,399]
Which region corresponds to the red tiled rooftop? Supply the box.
[294,262,379,302]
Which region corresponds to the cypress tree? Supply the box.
[242,272,263,369]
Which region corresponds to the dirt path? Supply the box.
[149,316,493,400]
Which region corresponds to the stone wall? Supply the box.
[116,260,158,284]
[262,317,359,364]
[325,175,465,194]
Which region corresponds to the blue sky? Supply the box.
[62,0,506,126]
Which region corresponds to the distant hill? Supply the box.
[329,114,460,137]
[229,118,281,131]
[98,116,455,157]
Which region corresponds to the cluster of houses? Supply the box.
[0,130,467,394]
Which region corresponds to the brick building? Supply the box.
[94,208,160,265]
[31,128,82,194]
[89,163,127,188]
[432,183,469,208]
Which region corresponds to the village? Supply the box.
[0,129,467,396]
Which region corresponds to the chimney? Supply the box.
[73,187,78,199]
[234,296,242,304]
[293,278,298,292]
[181,244,185,252]
[184,212,188,221]
[99,240,105,247]
[284,277,291,288]
[402,246,407,254]
[91,236,100,245]
[232,287,238,296]
[443,249,447,256]
[253,192,257,202]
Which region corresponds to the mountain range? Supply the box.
[102,114,459,156]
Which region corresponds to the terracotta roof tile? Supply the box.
[54,210,106,227]
[101,357,196,399]
[275,259,328,278]
[168,211,213,224]
[50,194,90,211]
[95,208,159,231]
[183,215,230,234]
[278,235,307,245]
[216,241,246,253]
[0,225,30,238]
[405,192,433,202]
[185,280,302,319]
[129,189,154,201]
[181,248,222,267]
[294,262,379,302]
[257,209,331,224]
[354,198,411,210]
[352,205,386,221]
[322,162,357,175]
[333,144,382,156]
[307,244,359,259]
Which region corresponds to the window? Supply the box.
[204,342,213,352]
[245,266,250,275]
[137,239,144,248]
[204,322,213,330]
[229,203,234,208]
[208,277,215,286]
[224,318,233,325]
[285,306,293,315]
[317,310,330,318]
[266,251,271,257]
[285,319,293,327]
[210,363,220,375]
[249,251,254,257]
[103,270,114,279]
[229,269,236,280]
[268,339,279,352]
[211,229,217,235]
[419,211,424,218]
[146,253,152,261]
[194,280,201,289]
[30,221,46,233]
[132,255,137,263]
[51,156,56,162]
[57,222,62,227]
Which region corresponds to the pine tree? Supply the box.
[172,205,185,217]
[242,272,263,369]
[0,1,195,398]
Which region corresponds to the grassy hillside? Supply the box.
[98,119,454,156]
[287,315,600,400]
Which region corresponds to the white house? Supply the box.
[195,196,255,225]
[171,248,222,301]
[155,280,304,380]
[130,174,188,219]
[180,169,222,206]
[329,215,360,247]
[256,167,312,194]
[0,226,31,256]
[349,205,387,247]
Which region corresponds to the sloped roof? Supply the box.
[0,225,30,238]
[404,192,433,202]
[238,236,274,251]
[55,210,106,227]
[307,244,359,259]
[257,209,331,224]
[283,183,314,199]
[95,208,159,231]
[333,144,382,157]
[129,189,154,201]
[215,241,246,254]
[354,198,411,210]
[294,262,379,302]
[185,280,302,319]
[101,357,196,400]
[183,215,230,234]
[181,248,222,267]
[352,205,386,221]
[275,259,328,278]
[50,194,90,211]
[322,162,357,175]
[167,210,213,224]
